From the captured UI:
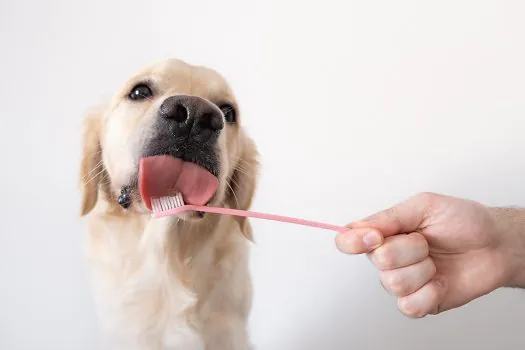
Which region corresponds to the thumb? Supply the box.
[349,192,435,238]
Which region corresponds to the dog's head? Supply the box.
[79,59,258,233]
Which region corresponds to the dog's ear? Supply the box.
[226,132,259,240]
[79,107,104,216]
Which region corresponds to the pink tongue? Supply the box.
[138,155,219,211]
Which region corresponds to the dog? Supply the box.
[79,58,259,350]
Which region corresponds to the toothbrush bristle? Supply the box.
[151,193,185,213]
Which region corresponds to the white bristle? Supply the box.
[151,193,185,214]
[151,198,159,212]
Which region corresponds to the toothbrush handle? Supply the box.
[152,205,347,232]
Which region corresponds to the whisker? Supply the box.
[236,158,256,166]
[234,160,257,172]
[232,167,253,179]
[98,172,111,185]
[233,165,251,174]
[233,162,257,173]
[234,161,255,169]
[82,160,104,181]
[228,176,246,194]
[226,181,241,209]
[83,167,106,186]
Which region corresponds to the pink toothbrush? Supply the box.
[150,193,347,232]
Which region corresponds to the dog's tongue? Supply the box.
[139,155,218,211]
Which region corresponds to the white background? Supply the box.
[1,0,525,349]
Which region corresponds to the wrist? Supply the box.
[489,207,525,288]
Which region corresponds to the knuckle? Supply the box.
[382,273,407,296]
[416,191,437,201]
[427,283,440,302]
[421,260,437,282]
[408,309,427,318]
[398,299,426,318]
[374,246,397,270]
[383,207,403,230]
[414,191,441,207]
[409,232,429,252]
[428,306,441,315]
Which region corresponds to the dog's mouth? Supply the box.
[138,155,219,211]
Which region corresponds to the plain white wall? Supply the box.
[1,0,525,349]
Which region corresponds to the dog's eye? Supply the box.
[128,84,153,100]
[219,104,236,123]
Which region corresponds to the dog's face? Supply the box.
[80,59,258,226]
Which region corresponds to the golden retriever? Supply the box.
[79,58,259,350]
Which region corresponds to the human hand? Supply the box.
[336,192,525,318]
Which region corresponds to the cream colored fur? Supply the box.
[79,59,259,350]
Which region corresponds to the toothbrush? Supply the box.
[150,193,347,232]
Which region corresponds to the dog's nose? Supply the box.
[159,95,224,140]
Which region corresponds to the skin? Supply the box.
[335,192,525,318]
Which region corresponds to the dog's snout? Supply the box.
[198,113,223,131]
[160,98,188,123]
[159,96,224,140]
[145,94,225,175]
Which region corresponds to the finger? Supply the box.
[335,228,383,254]
[348,192,438,237]
[379,257,436,297]
[397,276,448,318]
[368,231,429,270]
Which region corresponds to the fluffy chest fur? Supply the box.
[84,200,253,350]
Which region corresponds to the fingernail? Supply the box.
[363,231,381,249]
[400,298,417,315]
